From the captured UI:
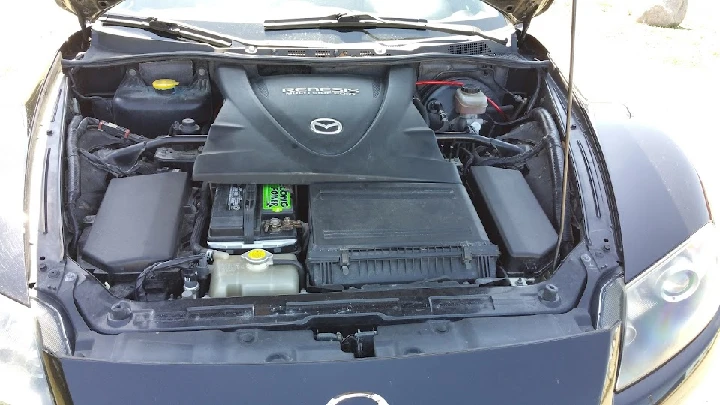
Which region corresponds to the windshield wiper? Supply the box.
[264,12,508,45]
[100,14,234,48]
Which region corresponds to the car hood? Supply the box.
[54,0,552,24]
[46,326,618,405]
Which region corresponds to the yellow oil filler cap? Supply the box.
[152,79,179,91]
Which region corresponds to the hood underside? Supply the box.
[55,0,552,25]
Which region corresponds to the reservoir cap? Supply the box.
[243,249,274,266]
[152,79,179,91]
[247,249,268,261]
[460,84,482,94]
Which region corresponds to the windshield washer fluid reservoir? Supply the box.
[209,249,300,298]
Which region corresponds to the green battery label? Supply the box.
[262,185,292,213]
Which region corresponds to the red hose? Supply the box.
[415,80,508,121]
[415,80,464,87]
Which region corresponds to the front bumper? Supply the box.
[615,308,720,405]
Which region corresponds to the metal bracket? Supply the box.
[340,249,351,275]
[341,331,377,358]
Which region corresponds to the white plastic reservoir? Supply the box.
[209,249,300,298]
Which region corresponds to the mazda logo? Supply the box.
[310,118,343,135]
[326,392,390,405]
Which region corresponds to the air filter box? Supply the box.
[306,183,499,288]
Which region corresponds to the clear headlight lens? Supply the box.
[0,294,53,405]
[617,223,720,390]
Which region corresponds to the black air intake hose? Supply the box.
[66,115,85,251]
[66,117,151,251]
[191,183,211,254]
[413,96,430,126]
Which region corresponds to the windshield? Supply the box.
[109,0,499,23]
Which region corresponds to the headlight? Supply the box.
[617,223,720,390]
[0,294,54,405]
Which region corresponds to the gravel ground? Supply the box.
[1,1,718,401]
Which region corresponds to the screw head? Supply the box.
[434,323,449,333]
[239,333,255,343]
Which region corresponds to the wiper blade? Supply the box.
[100,14,234,48]
[264,12,507,45]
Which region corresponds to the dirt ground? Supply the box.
[1,1,718,401]
[532,0,720,214]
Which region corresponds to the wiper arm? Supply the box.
[264,12,507,45]
[100,14,234,48]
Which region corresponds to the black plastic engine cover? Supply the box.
[193,66,460,184]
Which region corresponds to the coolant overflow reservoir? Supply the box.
[209,249,300,298]
[455,85,488,115]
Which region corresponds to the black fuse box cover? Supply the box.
[307,183,499,287]
[81,172,189,275]
[468,166,558,273]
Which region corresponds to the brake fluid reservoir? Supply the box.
[454,85,488,115]
[209,249,300,298]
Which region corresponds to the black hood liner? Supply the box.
[192,66,460,184]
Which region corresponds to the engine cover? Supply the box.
[193,66,460,184]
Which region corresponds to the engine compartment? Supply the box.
[64,58,574,302]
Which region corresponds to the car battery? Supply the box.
[207,184,300,252]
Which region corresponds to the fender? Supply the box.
[592,118,711,281]
[1,53,66,305]
[520,33,711,282]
